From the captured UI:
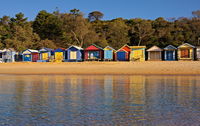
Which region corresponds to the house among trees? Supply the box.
[177,43,196,61]
[84,44,104,61]
[163,45,177,61]
[54,48,65,62]
[66,45,83,62]
[38,48,53,62]
[22,49,39,62]
[147,46,163,61]
[129,46,146,61]
[116,45,131,61]
[104,46,116,61]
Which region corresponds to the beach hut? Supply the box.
[104,46,116,61]
[84,44,104,61]
[22,49,39,62]
[147,46,163,61]
[54,48,65,62]
[129,46,146,61]
[14,52,23,62]
[177,43,196,61]
[38,48,53,62]
[0,50,3,63]
[116,45,131,61]
[164,45,177,61]
[196,46,200,60]
[2,48,16,62]
[66,45,83,62]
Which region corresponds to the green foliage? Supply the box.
[0,9,200,52]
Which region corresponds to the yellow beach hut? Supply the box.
[129,46,146,61]
[177,43,196,61]
[54,48,65,62]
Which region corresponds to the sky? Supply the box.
[1,0,200,21]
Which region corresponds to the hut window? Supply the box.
[181,49,190,58]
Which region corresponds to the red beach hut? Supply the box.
[84,44,104,61]
[116,44,131,61]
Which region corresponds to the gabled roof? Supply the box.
[67,45,83,50]
[2,48,16,52]
[85,44,103,50]
[22,49,38,54]
[178,43,195,49]
[39,47,53,52]
[104,46,116,51]
[54,48,65,52]
[147,46,162,52]
[118,44,131,52]
[116,49,128,53]
[164,45,177,50]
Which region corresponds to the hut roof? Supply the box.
[22,49,38,54]
[85,44,103,51]
[178,43,195,49]
[118,44,131,52]
[147,46,162,52]
[54,48,65,52]
[164,45,177,50]
[2,48,15,52]
[129,46,146,49]
[67,45,83,50]
[39,47,53,52]
[104,46,116,51]
[116,49,128,53]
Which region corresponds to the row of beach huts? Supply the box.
[0,43,200,63]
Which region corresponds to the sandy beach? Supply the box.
[0,61,199,75]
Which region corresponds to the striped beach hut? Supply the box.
[84,44,104,61]
[66,45,83,62]
[147,46,163,61]
[54,48,65,62]
[104,46,116,61]
[196,46,200,60]
[2,48,16,62]
[22,49,39,62]
[129,46,146,61]
[177,43,196,61]
[164,45,177,61]
[116,45,131,61]
[38,48,53,62]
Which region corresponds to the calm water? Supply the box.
[0,75,199,126]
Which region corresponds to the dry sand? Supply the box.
[0,61,200,75]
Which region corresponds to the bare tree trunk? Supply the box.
[71,30,80,45]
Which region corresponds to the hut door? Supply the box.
[181,49,189,58]
[70,51,77,60]
[117,52,126,61]
[55,52,63,61]
[166,51,173,60]
[42,53,48,60]
[105,50,112,59]
[24,54,31,61]
[134,50,143,60]
[32,53,39,62]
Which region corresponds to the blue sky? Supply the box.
[1,0,200,20]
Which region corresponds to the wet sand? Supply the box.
[0,61,200,75]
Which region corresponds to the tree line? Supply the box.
[0,9,200,51]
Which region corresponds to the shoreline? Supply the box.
[0,61,200,75]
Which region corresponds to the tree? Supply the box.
[88,11,104,22]
[129,19,154,46]
[38,39,57,49]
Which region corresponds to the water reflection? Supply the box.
[0,75,199,125]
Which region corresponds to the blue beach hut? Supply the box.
[164,45,177,61]
[22,49,39,62]
[104,46,116,61]
[54,48,65,62]
[66,45,83,62]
